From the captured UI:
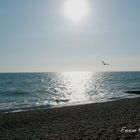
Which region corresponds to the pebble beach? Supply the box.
[0,97,140,140]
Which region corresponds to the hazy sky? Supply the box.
[0,0,140,72]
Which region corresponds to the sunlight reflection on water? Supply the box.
[0,72,140,111]
[63,72,93,103]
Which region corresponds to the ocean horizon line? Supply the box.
[0,70,140,74]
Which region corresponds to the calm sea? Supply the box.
[0,72,140,112]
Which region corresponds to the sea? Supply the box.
[0,72,140,113]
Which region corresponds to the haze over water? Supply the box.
[0,72,140,112]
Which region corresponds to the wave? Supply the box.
[0,103,52,113]
[1,90,30,96]
[54,99,70,103]
[43,98,70,103]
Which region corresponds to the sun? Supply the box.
[64,0,89,23]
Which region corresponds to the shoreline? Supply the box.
[1,95,139,113]
[0,97,140,139]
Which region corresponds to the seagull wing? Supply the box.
[101,61,105,65]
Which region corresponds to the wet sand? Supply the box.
[0,97,140,140]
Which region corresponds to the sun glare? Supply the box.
[63,72,90,102]
[64,0,89,23]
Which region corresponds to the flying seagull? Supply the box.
[101,61,109,65]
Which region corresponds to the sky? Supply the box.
[0,0,140,72]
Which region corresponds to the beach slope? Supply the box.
[0,97,140,140]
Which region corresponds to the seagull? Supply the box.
[101,61,109,65]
